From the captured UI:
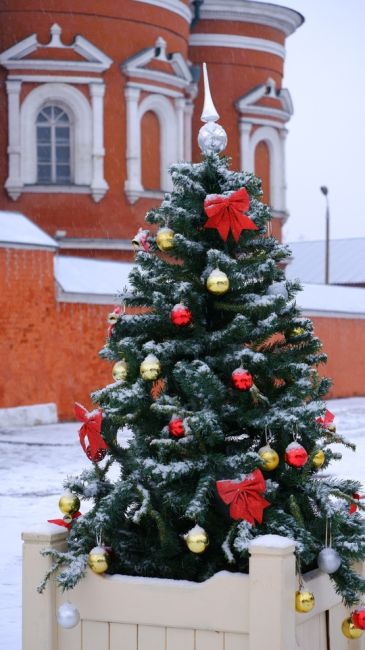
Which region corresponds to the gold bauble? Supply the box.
[112,359,128,382]
[140,354,161,381]
[291,327,305,337]
[312,449,325,469]
[156,227,174,252]
[88,546,109,574]
[259,445,279,471]
[184,525,209,554]
[59,491,80,516]
[206,268,230,295]
[295,590,315,613]
[342,617,363,639]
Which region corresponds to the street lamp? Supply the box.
[320,186,330,284]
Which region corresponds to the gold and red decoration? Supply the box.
[48,490,81,529]
[312,449,325,469]
[203,187,258,242]
[88,545,109,574]
[231,368,253,391]
[206,268,230,295]
[216,469,270,524]
[259,445,279,471]
[140,354,161,381]
[342,617,363,639]
[352,607,365,630]
[112,359,128,382]
[107,306,123,337]
[75,402,108,463]
[316,409,336,433]
[170,304,192,327]
[156,227,175,252]
[168,416,185,439]
[285,441,308,468]
[184,524,209,554]
[132,227,150,252]
[295,590,315,613]
[350,493,365,515]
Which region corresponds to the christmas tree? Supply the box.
[42,65,365,615]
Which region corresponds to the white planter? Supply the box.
[22,525,365,650]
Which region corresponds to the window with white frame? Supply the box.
[36,105,72,185]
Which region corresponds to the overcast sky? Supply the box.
[276,0,365,243]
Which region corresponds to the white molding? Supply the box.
[22,185,91,194]
[239,104,291,122]
[56,287,117,305]
[8,74,104,85]
[3,60,110,73]
[240,117,287,129]
[90,82,109,203]
[125,67,189,90]
[189,33,285,59]
[302,310,365,320]
[194,0,304,36]
[0,240,58,251]
[134,0,191,23]
[126,81,183,99]
[57,238,132,251]
[5,80,22,199]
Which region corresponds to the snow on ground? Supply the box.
[1,397,365,648]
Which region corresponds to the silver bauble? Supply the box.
[57,601,80,629]
[267,282,288,300]
[198,121,227,154]
[317,547,341,574]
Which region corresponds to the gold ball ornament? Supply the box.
[88,546,109,574]
[184,525,209,554]
[156,227,175,252]
[342,617,363,639]
[140,354,161,381]
[59,491,80,517]
[112,359,128,382]
[291,327,305,337]
[312,449,325,469]
[295,590,315,613]
[259,445,279,471]
[206,268,230,296]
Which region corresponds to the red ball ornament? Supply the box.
[170,304,192,327]
[352,608,365,630]
[285,441,308,468]
[168,417,185,439]
[231,368,254,391]
[86,446,107,463]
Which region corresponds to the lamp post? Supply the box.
[320,186,330,284]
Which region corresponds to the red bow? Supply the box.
[75,403,107,462]
[216,469,270,524]
[48,511,81,530]
[316,409,335,427]
[350,493,365,515]
[204,187,258,242]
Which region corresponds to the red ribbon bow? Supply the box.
[204,187,258,242]
[316,409,335,427]
[350,493,365,515]
[216,468,270,524]
[48,511,81,530]
[75,403,107,462]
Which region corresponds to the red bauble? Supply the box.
[86,446,107,463]
[285,442,308,468]
[170,304,192,327]
[352,609,365,630]
[168,417,185,438]
[231,368,253,391]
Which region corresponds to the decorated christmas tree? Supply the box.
[43,65,365,632]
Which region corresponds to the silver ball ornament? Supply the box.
[198,121,227,154]
[267,282,288,300]
[317,547,341,574]
[57,601,80,629]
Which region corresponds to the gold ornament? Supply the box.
[295,590,315,613]
[156,227,174,252]
[327,423,336,434]
[342,617,363,639]
[259,445,279,471]
[112,359,128,382]
[291,327,305,337]
[312,449,325,469]
[88,546,109,574]
[206,268,230,295]
[59,491,80,516]
[140,354,161,381]
[184,524,209,554]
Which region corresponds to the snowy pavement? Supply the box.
[1,397,365,649]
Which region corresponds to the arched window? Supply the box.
[36,105,71,184]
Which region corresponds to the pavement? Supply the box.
[1,397,365,649]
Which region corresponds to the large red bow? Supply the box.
[316,409,335,427]
[204,187,258,242]
[75,403,107,462]
[216,469,270,524]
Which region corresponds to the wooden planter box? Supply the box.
[23,524,365,650]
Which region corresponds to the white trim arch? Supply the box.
[138,94,178,193]
[21,83,92,186]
